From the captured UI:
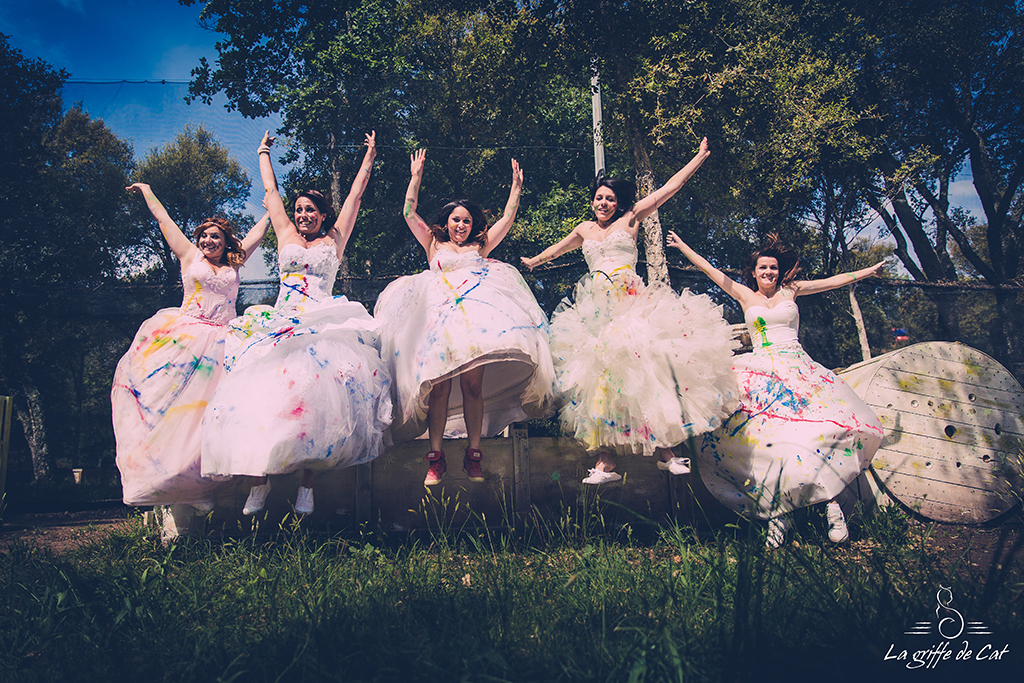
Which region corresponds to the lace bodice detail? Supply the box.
[430,248,485,272]
[582,230,637,274]
[180,259,239,324]
[276,242,341,307]
[745,300,801,352]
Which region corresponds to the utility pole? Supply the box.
[591,58,605,176]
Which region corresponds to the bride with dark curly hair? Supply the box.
[201,131,392,518]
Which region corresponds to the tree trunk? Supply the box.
[847,285,871,362]
[328,131,351,295]
[626,113,669,286]
[996,290,1024,381]
[12,366,52,481]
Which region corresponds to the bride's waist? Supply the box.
[588,263,636,277]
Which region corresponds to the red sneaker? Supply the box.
[463,448,484,482]
[424,450,447,485]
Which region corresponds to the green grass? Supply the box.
[1,500,1021,682]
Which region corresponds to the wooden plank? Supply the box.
[866,368,1022,413]
[867,402,1024,450]
[511,424,531,515]
[369,438,515,531]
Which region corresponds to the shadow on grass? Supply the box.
[0,482,1021,682]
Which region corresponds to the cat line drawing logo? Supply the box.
[883,586,1011,669]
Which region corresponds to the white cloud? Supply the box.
[151,42,216,80]
[948,177,986,224]
[56,0,85,15]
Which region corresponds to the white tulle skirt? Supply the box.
[551,268,739,455]
[201,297,392,476]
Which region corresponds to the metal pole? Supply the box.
[591,59,605,176]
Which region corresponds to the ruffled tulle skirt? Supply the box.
[699,343,882,518]
[551,269,739,455]
[201,297,392,476]
[112,308,228,506]
[374,259,555,442]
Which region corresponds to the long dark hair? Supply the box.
[430,199,489,247]
[291,189,337,233]
[193,217,244,267]
[591,170,636,221]
[741,234,802,290]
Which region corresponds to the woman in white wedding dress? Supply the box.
[113,183,268,539]
[523,138,738,484]
[374,150,554,486]
[201,132,391,516]
[668,231,884,547]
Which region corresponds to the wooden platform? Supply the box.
[205,431,733,533]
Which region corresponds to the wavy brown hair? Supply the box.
[741,234,802,291]
[429,199,489,247]
[193,217,245,267]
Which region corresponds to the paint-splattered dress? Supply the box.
[550,230,738,455]
[373,248,555,442]
[699,300,883,517]
[201,242,392,476]
[112,259,239,507]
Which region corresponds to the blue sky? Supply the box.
[3,0,988,259]
[3,0,280,276]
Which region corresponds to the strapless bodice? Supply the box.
[180,259,239,324]
[745,300,800,351]
[430,248,484,272]
[582,230,637,274]
[276,242,340,307]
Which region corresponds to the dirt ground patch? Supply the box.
[0,507,137,554]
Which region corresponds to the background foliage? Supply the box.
[1,0,1022,480]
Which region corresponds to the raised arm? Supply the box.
[791,261,886,297]
[666,230,760,308]
[479,158,523,257]
[403,149,433,252]
[521,224,585,271]
[632,138,710,223]
[239,212,271,262]
[327,131,376,257]
[126,183,198,266]
[257,131,301,246]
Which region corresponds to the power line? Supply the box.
[66,79,191,84]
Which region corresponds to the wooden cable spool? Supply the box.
[839,342,1024,523]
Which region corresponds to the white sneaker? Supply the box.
[826,501,849,543]
[766,517,789,549]
[242,482,271,515]
[295,486,314,515]
[656,457,691,475]
[582,468,622,485]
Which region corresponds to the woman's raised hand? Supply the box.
[364,130,377,159]
[666,230,687,252]
[511,158,523,188]
[126,182,150,195]
[259,130,275,150]
[863,261,886,278]
[410,149,426,176]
